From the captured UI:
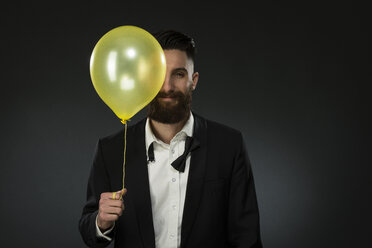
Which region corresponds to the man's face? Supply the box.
[147,49,199,124]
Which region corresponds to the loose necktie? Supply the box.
[147,136,200,172]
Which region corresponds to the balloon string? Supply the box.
[120,119,128,200]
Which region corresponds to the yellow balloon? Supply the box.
[90,25,166,122]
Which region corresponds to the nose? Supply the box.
[161,74,173,92]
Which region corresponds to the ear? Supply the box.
[191,72,199,91]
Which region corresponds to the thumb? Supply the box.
[114,188,127,200]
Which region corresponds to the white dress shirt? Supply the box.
[96,113,194,248]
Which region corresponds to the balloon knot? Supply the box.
[121,119,131,124]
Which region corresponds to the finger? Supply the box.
[100,189,126,200]
[117,188,128,200]
[99,212,120,222]
[101,206,123,216]
[114,189,124,200]
[100,198,124,208]
[101,192,116,200]
[122,188,128,195]
[119,188,127,200]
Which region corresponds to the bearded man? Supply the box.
[79,30,263,248]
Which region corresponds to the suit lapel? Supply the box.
[125,119,156,248]
[181,114,208,248]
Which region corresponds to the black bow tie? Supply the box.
[147,136,200,172]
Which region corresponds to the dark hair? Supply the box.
[153,30,196,62]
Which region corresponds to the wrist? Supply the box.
[97,218,113,232]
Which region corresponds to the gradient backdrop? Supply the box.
[1,1,370,247]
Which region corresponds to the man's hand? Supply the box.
[97,188,127,232]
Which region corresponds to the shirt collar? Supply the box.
[145,112,194,151]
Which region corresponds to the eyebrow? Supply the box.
[172,67,188,73]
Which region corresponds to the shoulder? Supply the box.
[194,113,248,164]
[194,113,244,145]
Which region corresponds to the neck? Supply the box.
[149,117,189,144]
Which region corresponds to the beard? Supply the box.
[147,86,192,124]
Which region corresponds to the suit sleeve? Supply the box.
[227,133,263,248]
[79,139,115,248]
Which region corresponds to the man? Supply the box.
[79,30,262,248]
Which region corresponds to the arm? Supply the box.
[79,139,114,248]
[227,133,263,248]
[96,215,115,241]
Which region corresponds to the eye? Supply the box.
[175,72,185,78]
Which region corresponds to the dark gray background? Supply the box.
[1,1,370,247]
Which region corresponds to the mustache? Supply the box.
[156,90,185,99]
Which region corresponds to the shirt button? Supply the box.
[172,205,176,210]
[172,178,176,182]
[171,149,175,154]
[170,234,174,239]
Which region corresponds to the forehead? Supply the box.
[164,49,193,70]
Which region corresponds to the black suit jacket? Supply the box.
[79,113,262,248]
